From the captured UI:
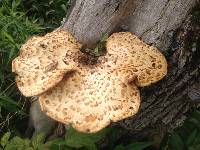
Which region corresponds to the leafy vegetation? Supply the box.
[0,127,152,150]
[0,0,68,135]
[0,0,43,135]
[0,0,200,150]
[21,0,70,30]
[161,110,200,150]
[84,33,109,57]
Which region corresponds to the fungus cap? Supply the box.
[39,68,140,133]
[103,32,168,87]
[38,32,167,133]
[12,29,82,96]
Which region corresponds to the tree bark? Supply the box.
[62,0,140,48]
[61,0,200,137]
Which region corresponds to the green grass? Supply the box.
[0,0,200,150]
[0,126,153,150]
[0,0,68,135]
[0,0,42,135]
[21,0,70,30]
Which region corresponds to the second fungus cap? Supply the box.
[12,30,82,96]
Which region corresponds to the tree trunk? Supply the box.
[61,0,200,137]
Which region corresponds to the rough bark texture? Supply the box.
[62,0,140,48]
[128,0,197,52]
[62,0,200,137]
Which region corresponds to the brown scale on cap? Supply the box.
[100,32,167,87]
[13,30,167,133]
[38,31,167,133]
[39,67,141,133]
[12,29,83,96]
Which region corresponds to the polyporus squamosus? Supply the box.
[12,29,167,133]
[12,30,82,96]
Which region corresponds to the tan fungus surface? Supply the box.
[12,29,82,96]
[38,31,167,133]
[39,67,140,133]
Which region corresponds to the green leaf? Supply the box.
[46,138,72,150]
[169,132,185,150]
[49,0,54,5]
[46,10,55,16]
[12,0,21,10]
[114,142,152,150]
[1,132,11,148]
[126,142,153,150]
[1,31,15,43]
[5,136,25,150]
[31,133,45,149]
[65,136,96,150]
[188,147,196,150]
[23,139,31,147]
[100,33,109,42]
[47,138,65,145]
[0,96,20,112]
[192,132,200,148]
[186,130,198,146]
[25,147,34,150]
[50,145,71,150]
[0,107,2,118]
[61,4,67,13]
[193,143,200,150]
[49,141,69,150]
[107,127,120,149]
[94,47,100,56]
[114,145,125,150]
[192,111,200,122]
[189,118,200,128]
[65,127,110,150]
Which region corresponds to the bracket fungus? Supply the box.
[12,30,82,96]
[12,29,167,133]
